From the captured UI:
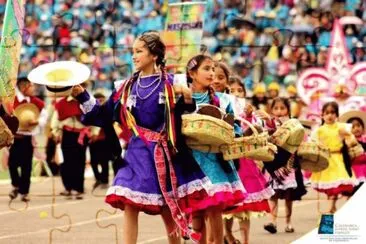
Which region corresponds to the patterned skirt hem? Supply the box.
[311,178,359,190]
[243,187,274,203]
[105,194,162,215]
[224,200,270,215]
[178,190,246,214]
[313,184,355,196]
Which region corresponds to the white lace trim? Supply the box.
[356,177,366,183]
[177,177,212,198]
[272,180,298,190]
[311,178,359,190]
[201,180,246,197]
[177,177,246,198]
[106,178,246,206]
[243,187,275,203]
[80,96,96,114]
[106,186,165,206]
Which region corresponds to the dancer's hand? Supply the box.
[244,104,254,117]
[71,85,85,97]
[339,127,352,138]
[53,134,62,144]
[28,120,39,126]
[255,110,271,121]
[173,84,192,104]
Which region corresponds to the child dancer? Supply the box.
[9,77,47,202]
[72,33,239,244]
[72,32,204,243]
[224,76,275,244]
[212,62,230,93]
[340,111,366,195]
[186,55,246,244]
[258,97,307,234]
[310,102,358,213]
[251,83,268,111]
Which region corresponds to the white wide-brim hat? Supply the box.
[339,110,366,127]
[28,61,91,96]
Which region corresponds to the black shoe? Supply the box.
[264,223,277,234]
[9,188,18,200]
[75,192,84,200]
[92,181,101,190]
[60,190,71,196]
[60,190,72,199]
[20,194,30,202]
[285,226,295,233]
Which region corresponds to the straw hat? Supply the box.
[28,61,91,97]
[339,110,366,126]
[13,103,40,131]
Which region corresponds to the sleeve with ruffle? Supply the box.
[75,90,117,128]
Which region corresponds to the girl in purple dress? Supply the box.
[71,32,208,243]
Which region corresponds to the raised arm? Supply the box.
[73,85,117,128]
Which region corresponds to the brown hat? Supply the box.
[13,103,40,131]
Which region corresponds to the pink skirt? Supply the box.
[352,155,366,182]
[225,159,274,214]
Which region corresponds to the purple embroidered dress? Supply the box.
[76,74,247,240]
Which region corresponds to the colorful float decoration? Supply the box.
[297,18,366,124]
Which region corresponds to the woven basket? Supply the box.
[182,110,234,149]
[221,118,277,161]
[186,138,221,153]
[348,143,364,160]
[0,117,14,149]
[270,119,305,153]
[297,141,330,172]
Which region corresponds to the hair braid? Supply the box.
[208,85,220,107]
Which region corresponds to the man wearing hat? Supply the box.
[89,90,110,190]
[8,77,47,202]
[51,88,89,200]
[267,81,281,110]
[286,85,297,100]
[27,60,92,200]
[251,83,268,111]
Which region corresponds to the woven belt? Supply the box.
[138,126,200,242]
[63,126,91,145]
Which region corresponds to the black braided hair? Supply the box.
[138,31,166,68]
[186,54,219,106]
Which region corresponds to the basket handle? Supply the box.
[196,103,226,118]
[235,117,259,137]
